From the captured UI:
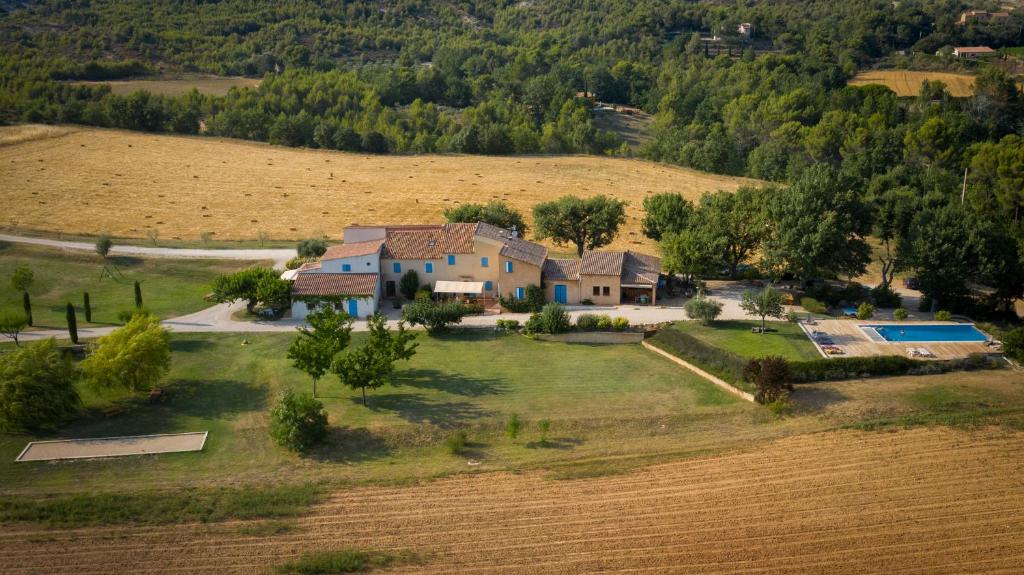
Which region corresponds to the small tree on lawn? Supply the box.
[0,311,28,347]
[134,280,143,308]
[402,300,473,333]
[0,338,81,431]
[332,314,418,406]
[740,287,785,334]
[211,267,283,314]
[65,302,78,344]
[399,269,420,301]
[297,238,328,258]
[269,389,328,452]
[83,292,92,323]
[288,306,354,397]
[743,356,793,405]
[11,265,33,327]
[95,234,113,259]
[685,295,723,325]
[81,313,170,392]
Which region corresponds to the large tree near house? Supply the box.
[288,306,354,398]
[533,195,626,257]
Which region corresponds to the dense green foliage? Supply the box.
[0,310,28,346]
[276,549,411,574]
[331,313,418,405]
[401,299,476,333]
[65,302,78,343]
[685,295,723,324]
[499,284,545,313]
[398,269,420,301]
[296,238,328,258]
[288,306,354,397]
[646,327,748,386]
[444,201,528,235]
[524,303,571,335]
[211,267,289,313]
[787,354,996,383]
[269,389,329,452]
[81,313,171,392]
[743,356,793,404]
[533,195,627,257]
[0,338,80,431]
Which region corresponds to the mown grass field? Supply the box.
[0,242,263,328]
[0,124,760,252]
[848,70,976,97]
[70,75,261,96]
[667,319,822,362]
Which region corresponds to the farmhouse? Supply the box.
[288,222,662,318]
[953,46,997,59]
[958,10,1011,25]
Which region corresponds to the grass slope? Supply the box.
[0,242,263,328]
[70,75,261,97]
[669,320,821,361]
[0,124,760,251]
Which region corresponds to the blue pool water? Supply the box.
[868,324,988,343]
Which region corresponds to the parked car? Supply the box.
[903,277,919,290]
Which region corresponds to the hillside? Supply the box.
[0,124,760,252]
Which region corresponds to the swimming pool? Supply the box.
[865,324,988,343]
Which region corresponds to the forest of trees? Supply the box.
[0,0,1022,316]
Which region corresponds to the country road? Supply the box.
[0,234,296,268]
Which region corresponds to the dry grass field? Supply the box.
[848,70,977,97]
[0,124,759,252]
[2,427,1022,574]
[69,75,261,96]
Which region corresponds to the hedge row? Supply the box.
[646,328,748,386]
[788,354,997,383]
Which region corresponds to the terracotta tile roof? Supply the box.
[322,239,384,260]
[581,250,625,276]
[296,261,322,272]
[500,237,547,267]
[292,273,378,297]
[542,258,581,281]
[622,250,662,285]
[439,223,478,254]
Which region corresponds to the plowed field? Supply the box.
[3,427,1022,574]
[848,70,976,97]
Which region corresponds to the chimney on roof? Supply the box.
[510,225,518,238]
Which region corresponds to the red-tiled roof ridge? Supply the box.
[322,239,384,260]
[292,273,378,297]
[542,258,582,281]
[581,250,625,276]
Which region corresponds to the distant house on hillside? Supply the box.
[958,10,1011,25]
[737,22,753,37]
[953,46,997,59]
[285,222,663,319]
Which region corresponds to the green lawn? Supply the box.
[0,241,265,328]
[670,320,822,362]
[0,331,759,495]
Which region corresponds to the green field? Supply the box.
[0,331,762,495]
[0,242,265,328]
[669,320,822,361]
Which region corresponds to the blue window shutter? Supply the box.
[481,257,488,268]
[484,281,493,291]
[505,261,513,273]
[515,287,524,300]
[448,254,456,265]
[393,262,401,273]
[342,264,351,272]
[425,262,433,273]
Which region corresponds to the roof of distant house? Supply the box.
[292,273,378,296]
[322,239,384,260]
[954,46,996,53]
[580,250,662,285]
[377,222,547,264]
[581,250,625,276]
[542,258,582,281]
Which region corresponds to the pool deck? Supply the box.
[801,320,996,360]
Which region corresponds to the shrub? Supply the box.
[401,300,472,333]
[871,285,902,308]
[612,317,629,331]
[269,390,328,452]
[398,270,420,301]
[83,292,92,323]
[117,307,151,323]
[499,284,545,313]
[1003,328,1024,363]
[444,430,468,455]
[506,414,521,439]
[82,313,169,392]
[285,256,314,270]
[0,311,29,346]
[934,310,953,321]
[685,296,723,324]
[855,302,875,320]
[537,303,571,334]
[133,280,143,308]
[893,308,908,321]
[414,288,432,302]
[495,319,520,332]
[787,354,995,383]
[581,298,594,305]
[0,338,81,431]
[743,356,793,404]
[576,314,600,330]
[647,328,747,384]
[800,296,828,315]
[296,238,327,258]
[595,314,613,330]
[538,419,551,443]
[65,302,78,344]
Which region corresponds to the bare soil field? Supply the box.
[69,75,261,97]
[2,427,1022,574]
[848,70,977,97]
[0,125,759,251]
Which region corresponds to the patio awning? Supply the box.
[280,269,300,281]
[433,280,485,294]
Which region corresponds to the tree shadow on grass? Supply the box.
[109,255,144,268]
[792,386,850,413]
[306,426,392,463]
[525,437,585,450]
[392,369,508,397]
[425,330,506,343]
[355,393,492,429]
[80,378,268,427]
[169,338,215,353]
